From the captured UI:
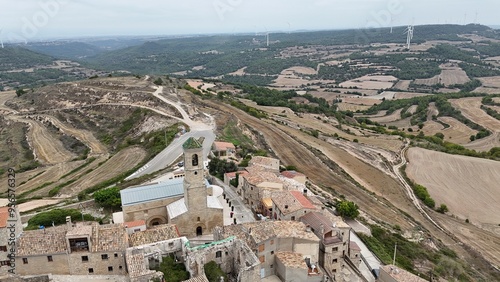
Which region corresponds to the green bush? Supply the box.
[204,261,228,282]
[27,209,96,229]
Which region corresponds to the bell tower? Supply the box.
[182,137,206,210]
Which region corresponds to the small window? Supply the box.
[82,256,89,262]
[270,264,273,268]
[332,258,338,263]
[332,269,337,273]
[0,246,7,252]
[259,256,265,263]
[216,251,222,258]
[332,247,338,252]
[88,268,94,274]
[192,154,199,166]
[114,253,118,258]
[0,260,10,266]
[258,244,265,252]
[197,217,201,221]
[108,266,113,272]
[119,266,123,270]
[133,228,140,232]
[168,242,174,247]
[225,251,228,256]
[47,256,53,262]
[271,251,274,255]
[101,254,109,260]
[291,216,296,221]
[23,258,28,264]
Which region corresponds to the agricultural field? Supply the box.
[339,75,397,89]
[406,148,500,226]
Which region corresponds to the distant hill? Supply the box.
[0,46,54,71]
[24,41,104,60]
[79,24,499,77]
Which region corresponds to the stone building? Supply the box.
[378,265,428,282]
[126,234,260,282]
[120,137,223,237]
[213,220,322,279]
[16,221,128,276]
[211,141,236,159]
[275,251,324,282]
[271,190,317,221]
[299,211,358,280]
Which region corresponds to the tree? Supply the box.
[154,77,164,85]
[93,187,121,210]
[156,256,190,282]
[15,88,27,97]
[336,200,359,219]
[436,204,448,214]
[204,261,228,282]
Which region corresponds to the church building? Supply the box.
[119,137,223,237]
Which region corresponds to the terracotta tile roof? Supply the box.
[249,156,279,170]
[124,220,146,228]
[275,251,307,269]
[290,191,316,209]
[17,225,69,256]
[129,224,180,247]
[380,265,428,282]
[300,212,336,236]
[183,275,209,282]
[0,207,9,228]
[92,223,128,252]
[272,191,315,215]
[213,141,235,151]
[217,221,318,249]
[224,170,248,179]
[243,171,281,186]
[281,170,305,179]
[349,241,361,251]
[262,198,273,209]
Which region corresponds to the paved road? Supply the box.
[350,230,380,280]
[211,177,256,224]
[126,86,215,180]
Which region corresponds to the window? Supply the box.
[23,258,28,264]
[270,264,273,268]
[270,251,274,255]
[47,256,53,262]
[332,258,338,263]
[119,266,123,270]
[82,256,89,262]
[332,269,337,273]
[0,246,7,252]
[102,254,109,260]
[134,228,140,232]
[332,247,338,252]
[197,217,201,221]
[192,154,199,166]
[258,244,265,252]
[88,268,94,274]
[216,251,222,258]
[225,251,228,256]
[291,216,296,221]
[0,260,10,266]
[259,256,265,263]
[168,242,174,247]
[114,253,118,258]
[108,266,113,272]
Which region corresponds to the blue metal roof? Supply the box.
[120,178,211,206]
[120,178,185,206]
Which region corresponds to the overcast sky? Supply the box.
[0,0,498,41]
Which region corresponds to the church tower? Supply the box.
[182,137,207,211]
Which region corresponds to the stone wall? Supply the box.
[122,196,182,226]
[17,254,69,276]
[68,251,126,275]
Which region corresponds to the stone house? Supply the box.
[212,141,236,159]
[271,190,317,221]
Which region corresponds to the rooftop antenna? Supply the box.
[404,25,414,50]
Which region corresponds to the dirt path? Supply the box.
[205,100,416,229]
[8,116,75,164]
[40,115,107,155]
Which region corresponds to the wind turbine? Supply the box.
[404,25,414,50]
[264,27,269,47]
[390,15,393,34]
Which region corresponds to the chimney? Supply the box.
[66,216,72,227]
[303,189,308,196]
[305,225,312,232]
[319,224,324,235]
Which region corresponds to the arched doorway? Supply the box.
[196,226,203,236]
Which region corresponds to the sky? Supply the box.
[0,0,498,42]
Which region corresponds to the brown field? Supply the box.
[394,92,432,99]
[14,117,76,164]
[427,102,439,120]
[61,146,146,196]
[465,132,500,152]
[336,103,371,112]
[414,75,440,86]
[393,80,411,90]
[450,97,500,132]
[422,120,445,136]
[286,66,318,75]
[367,91,396,100]
[40,115,107,155]
[386,117,411,129]
[341,97,380,106]
[440,63,470,86]
[406,105,418,114]
[339,75,397,89]
[406,148,500,226]
[228,67,247,76]
[439,117,478,145]
[18,199,60,212]
[370,109,402,123]
[478,76,500,88]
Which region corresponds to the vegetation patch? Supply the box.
[26,208,98,230]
